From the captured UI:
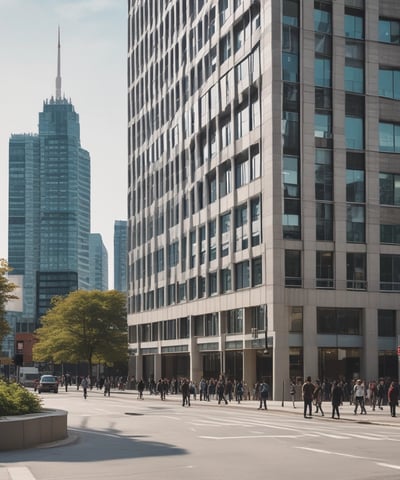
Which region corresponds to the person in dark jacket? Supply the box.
[331,381,344,419]
[181,378,190,407]
[302,376,315,418]
[217,380,228,405]
[388,381,399,417]
[258,381,269,410]
[137,379,145,399]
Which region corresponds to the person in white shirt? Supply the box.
[353,379,367,415]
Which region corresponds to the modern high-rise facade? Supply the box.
[8,31,91,335]
[89,234,108,291]
[114,220,128,292]
[127,0,400,398]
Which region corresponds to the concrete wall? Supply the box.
[0,409,67,451]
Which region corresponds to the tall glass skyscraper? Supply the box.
[113,220,127,293]
[8,30,90,332]
[89,233,109,291]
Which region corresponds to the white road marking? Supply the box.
[295,447,378,461]
[376,463,400,470]
[200,434,300,440]
[8,467,36,480]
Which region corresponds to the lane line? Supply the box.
[200,434,300,440]
[376,463,400,470]
[295,447,380,461]
[8,467,36,480]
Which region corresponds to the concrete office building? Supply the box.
[114,220,128,292]
[127,0,400,398]
[8,30,90,342]
[89,234,109,291]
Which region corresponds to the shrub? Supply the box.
[0,380,42,416]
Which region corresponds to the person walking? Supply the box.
[258,380,269,410]
[331,381,343,419]
[353,379,367,415]
[302,376,315,418]
[137,379,145,399]
[217,380,228,405]
[388,381,399,417]
[181,378,190,407]
[81,376,89,399]
[290,380,296,408]
[313,380,324,416]
[377,379,385,410]
[103,377,111,397]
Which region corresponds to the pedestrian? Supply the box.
[313,380,324,416]
[181,378,190,407]
[81,376,89,399]
[258,380,269,410]
[331,381,343,419]
[369,380,377,411]
[157,379,164,400]
[377,379,385,410]
[137,378,145,399]
[217,380,228,405]
[302,376,315,418]
[236,380,244,404]
[353,379,367,415]
[289,380,296,408]
[103,377,111,397]
[388,381,399,417]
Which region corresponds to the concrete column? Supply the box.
[271,303,290,401]
[134,354,142,381]
[154,354,162,380]
[303,305,318,381]
[364,308,378,381]
[243,349,257,391]
[190,338,202,382]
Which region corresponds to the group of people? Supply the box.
[300,376,400,419]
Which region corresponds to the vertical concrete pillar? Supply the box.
[154,354,162,380]
[364,308,378,381]
[303,305,318,381]
[243,349,257,394]
[190,338,202,382]
[135,354,143,381]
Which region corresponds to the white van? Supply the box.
[19,367,39,388]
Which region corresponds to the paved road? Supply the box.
[1,389,400,480]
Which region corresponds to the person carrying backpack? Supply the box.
[258,381,269,410]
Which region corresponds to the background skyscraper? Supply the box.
[7,32,90,357]
[89,233,108,291]
[113,220,127,293]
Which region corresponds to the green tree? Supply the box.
[0,259,18,345]
[33,290,127,374]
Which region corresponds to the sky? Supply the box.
[0,0,127,288]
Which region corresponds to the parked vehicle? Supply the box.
[37,375,59,393]
[19,367,39,388]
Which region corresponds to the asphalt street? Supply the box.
[1,388,400,480]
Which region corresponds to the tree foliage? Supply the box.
[0,259,18,345]
[33,290,127,373]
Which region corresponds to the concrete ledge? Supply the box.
[0,409,67,450]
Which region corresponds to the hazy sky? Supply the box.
[0,0,127,287]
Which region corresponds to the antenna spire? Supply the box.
[56,26,62,100]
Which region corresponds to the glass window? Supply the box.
[283,155,300,198]
[317,308,362,335]
[208,272,217,296]
[227,309,243,334]
[380,254,400,291]
[316,251,334,288]
[283,199,301,240]
[289,306,303,332]
[344,14,364,39]
[378,310,396,337]
[347,204,365,243]
[316,202,333,241]
[379,122,400,153]
[380,172,400,206]
[379,19,400,44]
[315,57,331,87]
[251,144,261,179]
[221,268,232,293]
[347,252,367,290]
[315,112,332,139]
[220,33,231,63]
[314,6,332,34]
[315,149,333,201]
[252,256,262,286]
[285,250,301,287]
[235,153,250,188]
[345,63,364,93]
[345,116,364,150]
[235,104,249,139]
[283,111,300,154]
[380,224,400,244]
[208,219,217,261]
[283,24,299,53]
[282,53,299,82]
[379,68,400,100]
[251,196,261,246]
[220,212,231,257]
[235,203,248,251]
[315,33,331,56]
[235,261,250,289]
[346,168,365,202]
[283,0,299,27]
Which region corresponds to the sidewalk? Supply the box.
[113,389,400,427]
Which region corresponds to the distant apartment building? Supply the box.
[7,31,90,362]
[114,220,128,292]
[127,0,400,398]
[89,234,108,291]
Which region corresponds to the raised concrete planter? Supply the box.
[0,409,67,450]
